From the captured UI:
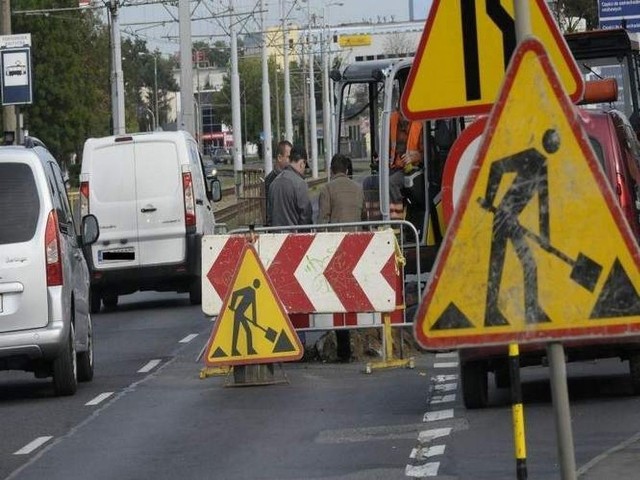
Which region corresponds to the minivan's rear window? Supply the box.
[0,163,40,245]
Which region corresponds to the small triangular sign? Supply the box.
[204,244,303,366]
[414,38,640,350]
[401,0,584,120]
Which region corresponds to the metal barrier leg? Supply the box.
[364,313,415,374]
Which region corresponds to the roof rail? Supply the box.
[23,136,47,149]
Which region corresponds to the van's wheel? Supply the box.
[53,323,78,396]
[461,360,488,409]
[629,354,640,394]
[77,315,94,382]
[90,288,101,314]
[189,278,202,305]
[102,292,118,311]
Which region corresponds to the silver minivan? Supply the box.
[0,139,99,396]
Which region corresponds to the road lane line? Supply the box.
[138,359,161,373]
[430,394,456,404]
[423,409,454,422]
[410,444,446,459]
[85,392,114,406]
[418,427,452,443]
[14,436,53,455]
[179,333,198,343]
[405,462,440,477]
[434,362,458,368]
[435,352,458,358]
[434,374,458,382]
[433,382,457,392]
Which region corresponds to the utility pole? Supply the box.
[153,53,158,129]
[321,21,331,175]
[109,0,125,135]
[179,0,195,137]
[281,0,293,142]
[260,0,273,174]
[0,0,16,140]
[229,0,244,196]
[308,20,318,178]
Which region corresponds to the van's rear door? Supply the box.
[89,141,140,270]
[134,140,186,266]
[0,161,48,332]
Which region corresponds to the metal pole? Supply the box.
[229,0,244,197]
[153,54,159,129]
[274,62,281,141]
[308,26,319,178]
[1,0,16,140]
[547,342,577,480]
[514,0,532,38]
[509,344,528,480]
[321,13,331,176]
[261,0,273,174]
[109,0,126,135]
[179,0,195,136]
[282,0,293,142]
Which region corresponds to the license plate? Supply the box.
[98,247,135,262]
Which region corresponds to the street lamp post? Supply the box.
[139,52,159,130]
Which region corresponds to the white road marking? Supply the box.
[410,444,446,459]
[85,392,114,406]
[433,382,458,392]
[434,362,458,368]
[405,462,440,477]
[423,409,454,422]
[430,394,456,404]
[179,333,198,343]
[14,436,53,455]
[418,427,452,443]
[138,359,161,373]
[434,374,458,382]
[435,351,458,358]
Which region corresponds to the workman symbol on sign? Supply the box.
[478,129,558,327]
[229,279,261,356]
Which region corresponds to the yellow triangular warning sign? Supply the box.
[401,0,584,120]
[414,38,640,350]
[204,244,303,366]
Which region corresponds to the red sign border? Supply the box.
[204,243,304,366]
[414,38,640,349]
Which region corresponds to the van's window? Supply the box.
[48,162,75,234]
[0,163,40,245]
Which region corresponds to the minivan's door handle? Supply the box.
[196,199,204,205]
[141,207,157,213]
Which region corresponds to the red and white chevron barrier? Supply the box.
[202,230,399,316]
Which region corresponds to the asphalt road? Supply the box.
[2,292,640,479]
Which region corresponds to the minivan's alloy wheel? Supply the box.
[53,322,78,396]
[77,315,94,382]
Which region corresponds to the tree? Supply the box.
[12,1,112,162]
[550,0,599,32]
[383,32,414,56]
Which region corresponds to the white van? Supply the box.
[80,131,221,312]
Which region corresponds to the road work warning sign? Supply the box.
[204,243,303,366]
[414,38,640,349]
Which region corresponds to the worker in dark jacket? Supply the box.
[264,140,292,225]
[268,146,313,227]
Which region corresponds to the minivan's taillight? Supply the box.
[79,181,89,217]
[182,172,196,227]
[45,210,63,286]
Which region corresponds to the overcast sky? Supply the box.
[119,0,433,54]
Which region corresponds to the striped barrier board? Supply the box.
[202,230,399,317]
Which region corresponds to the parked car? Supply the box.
[457,107,640,408]
[211,147,232,165]
[80,131,222,312]
[0,138,100,395]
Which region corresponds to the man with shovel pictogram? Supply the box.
[479,128,603,327]
[229,279,279,356]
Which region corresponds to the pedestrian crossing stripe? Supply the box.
[204,243,303,366]
[414,38,640,350]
